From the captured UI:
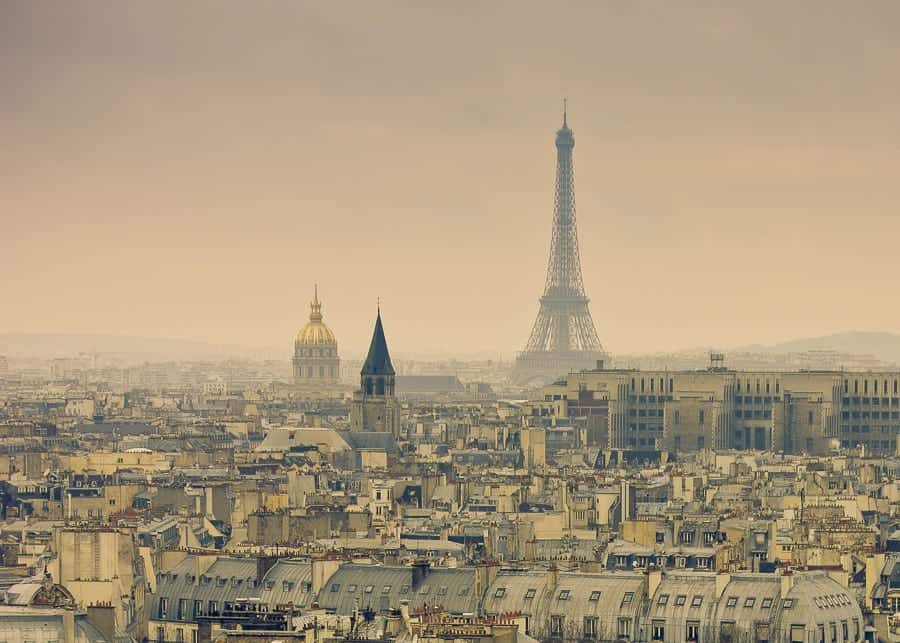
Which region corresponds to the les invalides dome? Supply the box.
[293,286,340,385]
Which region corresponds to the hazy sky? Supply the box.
[4,2,900,357]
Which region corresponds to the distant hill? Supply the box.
[0,333,285,361]
[736,331,900,363]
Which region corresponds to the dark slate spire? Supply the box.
[361,307,395,376]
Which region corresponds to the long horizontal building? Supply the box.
[147,555,862,643]
[536,365,900,455]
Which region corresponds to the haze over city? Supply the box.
[5,2,900,358]
[10,5,900,643]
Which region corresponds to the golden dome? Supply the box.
[296,286,337,346]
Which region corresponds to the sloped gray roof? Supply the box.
[342,431,400,453]
[257,560,314,608]
[152,557,258,622]
[316,564,477,615]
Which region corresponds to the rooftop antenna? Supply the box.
[563,98,568,127]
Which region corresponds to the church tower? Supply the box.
[350,307,401,436]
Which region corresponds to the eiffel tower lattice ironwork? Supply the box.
[513,106,605,385]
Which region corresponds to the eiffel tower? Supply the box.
[513,106,605,385]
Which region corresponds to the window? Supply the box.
[675,595,687,606]
[193,600,202,617]
[420,586,431,595]
[589,591,601,602]
[400,585,410,595]
[495,588,506,598]
[159,597,168,619]
[551,615,564,636]
[652,621,665,641]
[177,598,187,620]
[744,597,756,608]
[382,585,391,594]
[842,622,848,641]
[757,623,770,643]
[783,599,794,609]
[761,598,773,609]
[658,594,670,605]
[331,584,341,592]
[618,617,632,639]
[584,616,598,639]
[691,595,703,607]
[438,586,448,596]
[524,588,536,600]
[623,591,635,605]
[459,587,470,596]
[829,623,837,643]
[726,596,738,608]
[558,589,570,600]
[686,621,700,642]
[208,601,218,615]
[365,585,375,594]
[656,531,665,544]
[790,625,805,643]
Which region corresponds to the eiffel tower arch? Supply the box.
[512,107,606,386]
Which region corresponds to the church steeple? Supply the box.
[360,306,395,397]
[362,307,395,376]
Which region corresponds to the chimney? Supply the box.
[62,609,76,643]
[715,571,731,598]
[412,559,430,590]
[547,563,559,590]
[648,569,664,597]
[474,561,499,609]
[86,604,117,643]
[400,600,412,630]
[779,569,794,599]
[256,554,278,581]
[385,609,404,637]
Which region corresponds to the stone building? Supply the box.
[48,525,147,640]
[537,364,900,455]
[482,568,863,643]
